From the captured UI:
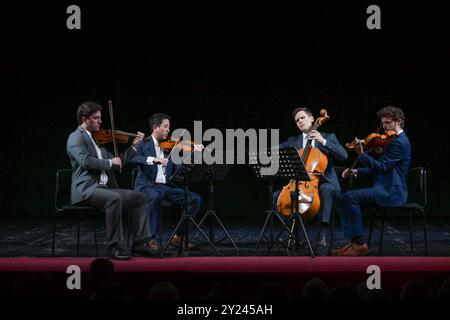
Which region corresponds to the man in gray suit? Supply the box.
[273,107,348,250]
[66,101,154,259]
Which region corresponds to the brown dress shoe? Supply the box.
[171,235,197,249]
[146,239,161,253]
[337,243,369,256]
[332,242,353,255]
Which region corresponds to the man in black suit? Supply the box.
[66,101,154,259]
[273,107,348,249]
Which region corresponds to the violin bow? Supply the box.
[108,100,121,171]
[166,128,187,161]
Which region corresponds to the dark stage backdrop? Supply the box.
[1,2,449,218]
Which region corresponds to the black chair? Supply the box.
[127,167,171,247]
[368,167,428,255]
[52,169,99,257]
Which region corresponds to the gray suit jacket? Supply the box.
[66,126,136,204]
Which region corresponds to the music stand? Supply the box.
[254,176,292,254]
[251,148,295,253]
[191,164,239,252]
[251,147,315,257]
[159,163,220,257]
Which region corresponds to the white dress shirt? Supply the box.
[146,135,166,184]
[302,132,326,148]
[84,129,111,186]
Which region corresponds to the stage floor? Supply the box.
[0,215,448,257]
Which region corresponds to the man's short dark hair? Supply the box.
[292,107,313,120]
[77,101,102,125]
[377,106,405,129]
[149,113,171,130]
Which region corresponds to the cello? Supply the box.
[276,109,330,221]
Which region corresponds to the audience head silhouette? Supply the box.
[148,281,180,300]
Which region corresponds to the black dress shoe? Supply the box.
[106,245,131,260]
[132,242,157,257]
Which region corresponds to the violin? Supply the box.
[343,130,399,181]
[160,136,197,152]
[346,130,398,153]
[158,129,205,167]
[93,129,139,145]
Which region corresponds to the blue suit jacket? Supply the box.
[279,132,348,192]
[127,138,177,191]
[356,132,411,206]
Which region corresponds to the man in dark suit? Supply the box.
[273,107,348,249]
[128,113,203,250]
[334,106,411,256]
[66,101,154,259]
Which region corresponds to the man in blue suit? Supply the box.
[273,107,348,249]
[334,106,411,256]
[128,113,203,250]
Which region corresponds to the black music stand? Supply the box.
[254,175,292,253]
[159,163,220,257]
[192,164,239,252]
[251,148,315,257]
[252,148,295,254]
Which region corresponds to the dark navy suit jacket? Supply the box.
[356,131,411,206]
[127,138,177,191]
[279,132,348,192]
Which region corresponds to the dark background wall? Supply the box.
[1,2,449,217]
